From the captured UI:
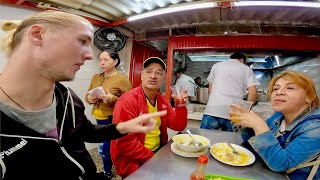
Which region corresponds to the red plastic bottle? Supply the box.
[190,155,208,180]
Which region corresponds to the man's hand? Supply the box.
[171,90,188,107]
[116,110,167,134]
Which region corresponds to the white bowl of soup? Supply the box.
[172,134,210,153]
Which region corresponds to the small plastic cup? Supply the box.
[170,84,187,105]
[230,99,254,122]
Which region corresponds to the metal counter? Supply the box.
[125,129,287,180]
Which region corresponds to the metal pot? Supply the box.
[189,96,197,102]
[197,88,209,104]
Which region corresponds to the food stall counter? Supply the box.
[125,129,287,180]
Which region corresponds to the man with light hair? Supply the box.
[0,11,165,180]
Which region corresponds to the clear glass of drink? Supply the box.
[170,84,188,106]
[230,99,254,123]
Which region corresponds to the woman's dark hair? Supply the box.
[194,77,201,83]
[98,49,121,67]
[175,69,183,75]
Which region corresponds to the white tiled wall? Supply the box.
[0,6,39,72]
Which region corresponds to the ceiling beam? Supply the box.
[16,0,25,5]
[168,35,320,52]
[1,0,24,4]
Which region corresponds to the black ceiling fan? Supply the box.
[93,27,126,52]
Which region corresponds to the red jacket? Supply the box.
[111,86,187,177]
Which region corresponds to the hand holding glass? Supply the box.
[230,99,254,123]
[170,85,188,107]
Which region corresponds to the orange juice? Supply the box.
[230,114,240,123]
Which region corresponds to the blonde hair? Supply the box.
[268,71,319,109]
[0,10,92,56]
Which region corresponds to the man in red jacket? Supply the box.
[111,57,188,178]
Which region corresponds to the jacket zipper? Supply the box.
[58,140,86,175]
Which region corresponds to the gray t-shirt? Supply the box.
[0,96,58,139]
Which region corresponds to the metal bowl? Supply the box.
[189,96,197,102]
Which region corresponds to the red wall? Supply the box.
[129,42,163,88]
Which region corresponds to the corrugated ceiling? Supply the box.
[22,0,320,37]
[3,0,320,57]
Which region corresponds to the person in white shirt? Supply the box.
[175,69,196,97]
[200,52,260,131]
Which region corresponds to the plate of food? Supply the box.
[210,143,255,166]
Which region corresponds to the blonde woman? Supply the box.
[0,11,165,180]
[85,49,131,178]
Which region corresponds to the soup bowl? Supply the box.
[172,134,210,153]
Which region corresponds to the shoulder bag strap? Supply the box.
[307,155,320,180]
[284,114,320,179]
[286,155,320,180]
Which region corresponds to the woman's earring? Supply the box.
[306,100,312,109]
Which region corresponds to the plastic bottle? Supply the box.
[190,155,208,180]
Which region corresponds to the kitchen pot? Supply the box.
[197,88,209,104]
[189,95,198,102]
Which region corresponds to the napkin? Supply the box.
[88,86,106,97]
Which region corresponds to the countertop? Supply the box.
[187,103,206,120]
[125,129,287,180]
[187,111,203,121]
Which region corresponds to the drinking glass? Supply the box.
[230,99,254,123]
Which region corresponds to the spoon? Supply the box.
[186,129,203,147]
